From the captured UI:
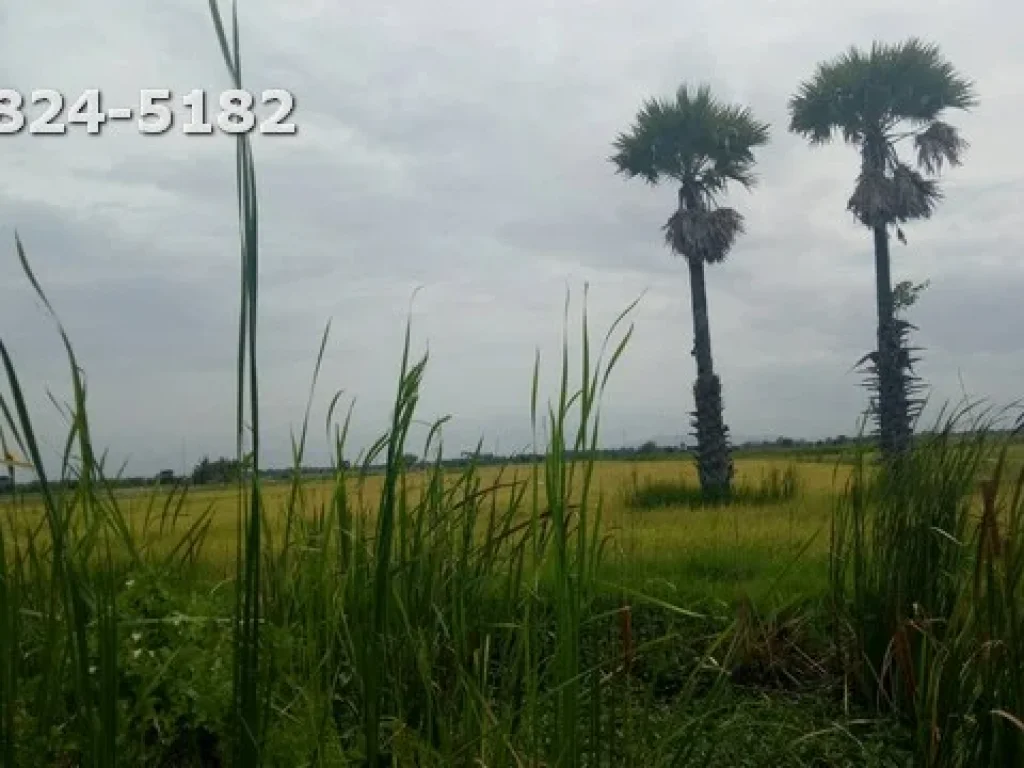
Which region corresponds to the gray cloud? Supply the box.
[1,0,1022,475]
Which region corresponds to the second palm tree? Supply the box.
[612,84,769,495]
[789,39,976,461]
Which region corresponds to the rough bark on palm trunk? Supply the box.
[692,372,733,494]
[687,256,733,495]
[873,225,913,461]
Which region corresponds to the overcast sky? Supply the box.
[1,0,1021,476]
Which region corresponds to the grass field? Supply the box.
[3,430,1022,765]
[8,456,841,599]
[14,445,1020,608]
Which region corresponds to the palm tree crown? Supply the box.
[788,38,977,230]
[611,84,770,263]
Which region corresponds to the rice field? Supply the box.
[6,456,842,605]
[2,418,1021,766]
[12,448,1019,608]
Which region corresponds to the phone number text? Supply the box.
[0,88,297,136]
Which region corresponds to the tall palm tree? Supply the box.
[788,39,977,460]
[611,84,770,495]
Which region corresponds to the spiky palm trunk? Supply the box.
[872,226,913,462]
[686,255,733,494]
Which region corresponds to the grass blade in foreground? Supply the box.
[206,0,266,762]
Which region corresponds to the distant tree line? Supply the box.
[4,426,1020,495]
[190,456,246,485]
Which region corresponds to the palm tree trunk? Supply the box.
[873,224,911,460]
[688,258,714,378]
[686,256,733,495]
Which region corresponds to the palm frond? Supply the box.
[877,38,978,121]
[847,166,890,228]
[856,316,927,441]
[611,83,769,193]
[848,162,940,227]
[891,163,941,220]
[663,207,744,264]
[789,38,976,144]
[610,120,663,185]
[789,44,870,144]
[892,279,931,312]
[914,120,969,174]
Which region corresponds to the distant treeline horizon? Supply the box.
[4,427,1021,493]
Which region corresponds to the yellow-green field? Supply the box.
[11,443,1020,607]
[8,456,855,604]
[5,430,1022,766]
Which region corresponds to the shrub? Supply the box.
[626,465,801,509]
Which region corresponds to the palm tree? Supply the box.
[611,85,770,495]
[788,39,977,460]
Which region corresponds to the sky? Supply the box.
[0,0,1022,476]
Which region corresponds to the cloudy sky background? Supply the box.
[1,0,1021,476]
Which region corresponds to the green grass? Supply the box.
[829,406,1024,767]
[625,464,801,509]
